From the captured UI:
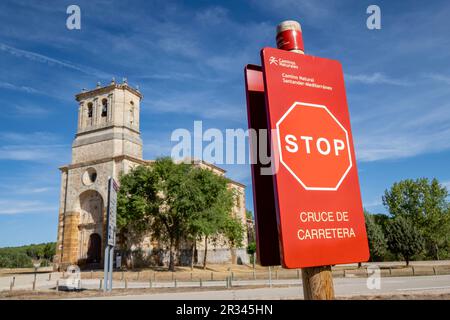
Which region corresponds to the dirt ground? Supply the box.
[0,285,270,300]
[1,285,450,300]
[339,292,450,300]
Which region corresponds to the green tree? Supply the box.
[117,158,243,271]
[0,243,56,268]
[372,213,390,233]
[42,243,56,261]
[25,246,41,260]
[382,178,450,259]
[247,242,256,255]
[247,241,257,268]
[220,215,244,265]
[117,165,160,268]
[182,165,237,270]
[364,211,388,261]
[0,251,33,268]
[386,216,424,266]
[150,158,204,271]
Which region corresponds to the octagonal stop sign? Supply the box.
[257,47,369,268]
[277,102,352,191]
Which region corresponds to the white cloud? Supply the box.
[363,200,383,209]
[195,6,229,25]
[143,141,173,158]
[0,144,68,162]
[12,105,49,116]
[345,73,411,86]
[0,200,57,215]
[349,71,450,162]
[250,0,337,21]
[0,43,112,79]
[424,73,450,85]
[0,81,42,94]
[0,185,54,196]
[355,125,450,162]
[145,92,246,122]
[0,131,59,143]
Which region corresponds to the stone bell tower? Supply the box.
[54,79,145,270]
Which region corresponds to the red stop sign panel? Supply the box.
[277,102,352,191]
[261,47,369,268]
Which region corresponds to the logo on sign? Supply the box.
[268,56,298,69]
[269,56,278,65]
[276,102,352,191]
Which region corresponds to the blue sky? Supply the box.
[0,0,450,247]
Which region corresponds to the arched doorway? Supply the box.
[87,233,101,263]
[78,190,104,265]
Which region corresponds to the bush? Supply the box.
[246,242,256,255]
[364,212,388,261]
[0,252,33,268]
[0,242,56,268]
[386,216,425,266]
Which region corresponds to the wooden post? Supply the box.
[301,266,335,300]
[268,266,272,288]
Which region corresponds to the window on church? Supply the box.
[130,101,134,125]
[87,103,93,118]
[101,99,108,117]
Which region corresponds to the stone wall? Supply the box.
[129,247,250,268]
[60,211,80,268]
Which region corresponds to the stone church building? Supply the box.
[53,80,248,270]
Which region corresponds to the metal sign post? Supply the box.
[104,177,118,292]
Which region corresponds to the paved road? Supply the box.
[73,275,450,300]
[2,268,450,300]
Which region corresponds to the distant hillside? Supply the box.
[0,242,56,268]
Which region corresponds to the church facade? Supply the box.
[53,80,248,270]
